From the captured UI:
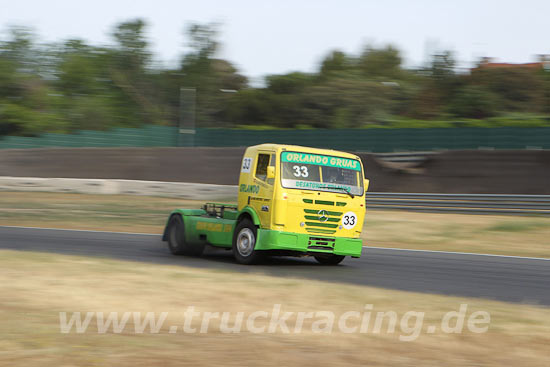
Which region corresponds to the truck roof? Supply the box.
[247,143,360,160]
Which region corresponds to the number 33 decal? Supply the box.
[241,157,252,173]
[292,165,309,177]
[342,211,357,229]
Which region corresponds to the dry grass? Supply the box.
[1,191,549,258]
[1,249,549,366]
[363,210,550,258]
[0,191,197,233]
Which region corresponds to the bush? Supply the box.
[447,86,498,119]
[0,102,40,136]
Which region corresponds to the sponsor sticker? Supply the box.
[239,184,260,194]
[282,152,360,171]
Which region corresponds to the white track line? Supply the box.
[1,225,548,261]
[364,246,550,261]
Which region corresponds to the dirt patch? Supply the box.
[358,149,550,193]
[1,148,549,193]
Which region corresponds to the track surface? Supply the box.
[1,226,549,306]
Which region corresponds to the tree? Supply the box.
[428,50,460,103]
[111,19,150,73]
[471,66,543,112]
[407,51,460,118]
[430,51,456,81]
[180,22,220,88]
[178,23,247,126]
[447,86,497,119]
[56,40,99,96]
[2,19,550,137]
[108,19,161,126]
[0,26,36,72]
[359,45,402,79]
[320,50,350,78]
[266,72,313,94]
[0,26,69,135]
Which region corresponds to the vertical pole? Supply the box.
[179,87,196,147]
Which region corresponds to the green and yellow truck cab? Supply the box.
[163,144,369,265]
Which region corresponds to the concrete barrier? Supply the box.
[0,176,238,200]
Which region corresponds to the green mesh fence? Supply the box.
[1,126,550,152]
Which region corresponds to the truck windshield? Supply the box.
[280,151,364,196]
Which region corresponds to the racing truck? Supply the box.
[162,144,369,265]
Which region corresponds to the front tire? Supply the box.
[232,219,263,265]
[314,254,345,265]
[167,215,204,256]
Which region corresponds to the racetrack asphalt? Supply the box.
[1,226,549,306]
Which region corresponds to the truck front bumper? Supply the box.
[255,229,363,257]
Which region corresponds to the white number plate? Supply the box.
[342,211,357,230]
[241,157,253,173]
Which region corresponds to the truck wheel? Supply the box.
[167,215,204,256]
[314,254,345,265]
[232,219,263,265]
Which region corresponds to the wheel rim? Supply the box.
[236,228,255,257]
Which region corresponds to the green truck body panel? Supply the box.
[171,208,207,216]
[184,215,235,248]
[166,208,362,257]
[255,229,362,257]
[238,206,261,226]
[167,209,235,248]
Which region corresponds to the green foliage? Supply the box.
[484,68,543,112]
[0,101,68,135]
[319,50,350,78]
[111,19,150,74]
[1,20,550,137]
[0,102,39,135]
[177,23,247,127]
[359,45,402,78]
[266,72,313,94]
[430,51,456,81]
[447,86,498,119]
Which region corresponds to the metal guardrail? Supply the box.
[366,193,550,216]
[2,175,549,216]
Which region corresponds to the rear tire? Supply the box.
[232,219,263,265]
[167,215,204,256]
[314,254,345,265]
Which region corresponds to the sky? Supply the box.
[1,0,549,84]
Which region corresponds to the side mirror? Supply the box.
[267,166,275,179]
[364,178,370,192]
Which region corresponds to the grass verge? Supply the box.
[0,191,549,258]
[1,249,549,366]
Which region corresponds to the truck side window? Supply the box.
[255,154,270,181]
[267,154,276,185]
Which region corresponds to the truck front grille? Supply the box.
[302,208,342,235]
[308,236,335,251]
[300,199,345,235]
[303,199,347,207]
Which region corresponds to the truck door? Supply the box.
[252,151,275,228]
